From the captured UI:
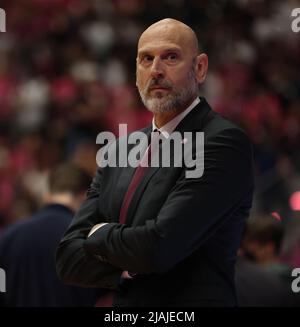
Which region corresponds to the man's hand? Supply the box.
[88,223,108,237]
[121,271,134,279]
[87,224,135,279]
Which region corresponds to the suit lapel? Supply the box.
[122,127,168,225]
[124,161,161,226]
[173,97,211,134]
[113,165,136,223]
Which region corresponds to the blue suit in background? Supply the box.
[0,204,101,307]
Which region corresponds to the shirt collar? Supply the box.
[152,97,200,138]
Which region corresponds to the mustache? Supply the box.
[145,77,173,92]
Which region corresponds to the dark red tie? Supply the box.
[119,130,161,224]
[95,130,161,307]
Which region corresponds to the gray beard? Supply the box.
[138,70,199,114]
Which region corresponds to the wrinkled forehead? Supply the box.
[137,23,198,57]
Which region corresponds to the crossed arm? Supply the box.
[56,128,253,288]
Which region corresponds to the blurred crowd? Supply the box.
[0,0,300,304]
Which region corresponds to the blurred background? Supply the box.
[0,0,300,306]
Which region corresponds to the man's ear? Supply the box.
[195,53,208,84]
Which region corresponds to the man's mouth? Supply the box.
[149,86,170,91]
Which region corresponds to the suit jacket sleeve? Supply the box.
[83,128,254,274]
[56,168,122,289]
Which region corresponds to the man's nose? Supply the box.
[150,57,164,78]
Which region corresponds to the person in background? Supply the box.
[235,217,298,306]
[242,217,291,280]
[0,164,101,306]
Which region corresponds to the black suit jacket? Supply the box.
[56,98,254,306]
[0,204,100,307]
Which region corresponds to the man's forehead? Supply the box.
[139,25,183,45]
[137,21,198,56]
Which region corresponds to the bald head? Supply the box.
[136,18,208,120]
[138,18,199,58]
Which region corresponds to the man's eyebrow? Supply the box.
[137,47,181,57]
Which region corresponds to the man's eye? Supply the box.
[166,53,178,61]
[142,55,153,62]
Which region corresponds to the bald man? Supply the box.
[56,19,254,307]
